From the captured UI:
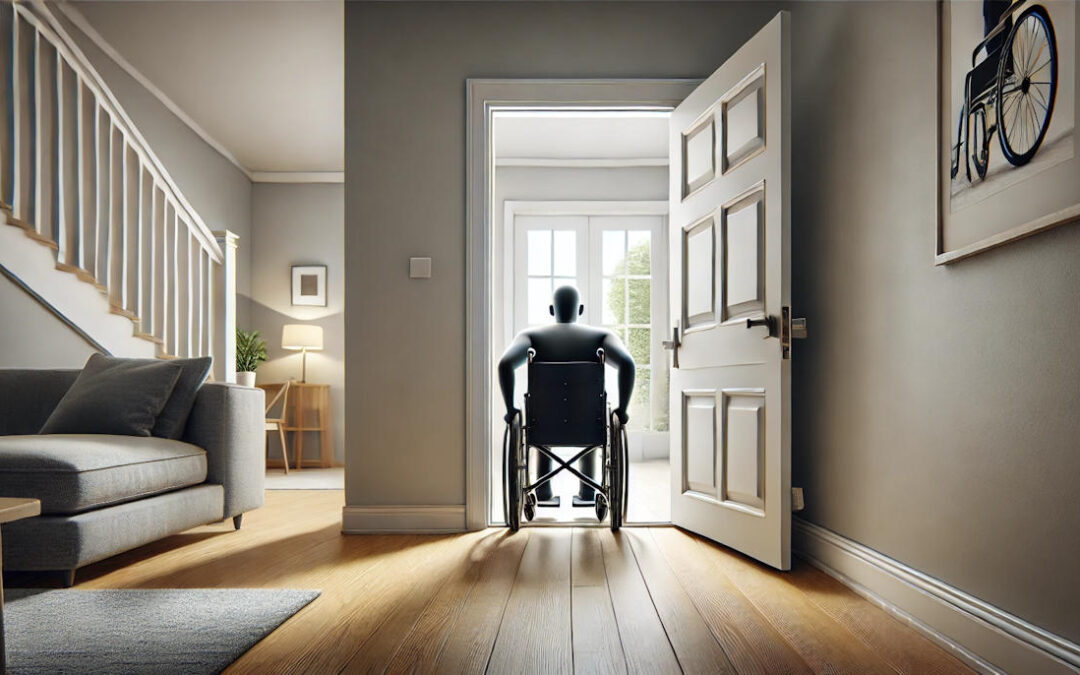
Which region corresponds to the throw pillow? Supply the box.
[39,354,183,437]
[151,356,213,439]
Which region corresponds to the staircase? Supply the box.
[0,0,235,381]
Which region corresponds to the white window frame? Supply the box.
[504,201,669,432]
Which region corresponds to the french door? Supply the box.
[509,204,668,439]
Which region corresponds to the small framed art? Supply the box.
[291,265,327,306]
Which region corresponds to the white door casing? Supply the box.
[668,13,792,569]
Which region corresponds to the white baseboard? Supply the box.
[341,505,466,534]
[793,517,1080,675]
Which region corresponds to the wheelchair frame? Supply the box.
[503,348,629,531]
[950,0,1058,182]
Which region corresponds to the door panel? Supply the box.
[669,12,791,570]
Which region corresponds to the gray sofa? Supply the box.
[0,369,265,584]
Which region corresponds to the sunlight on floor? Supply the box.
[264,467,344,490]
[525,458,670,525]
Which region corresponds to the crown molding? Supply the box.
[251,172,344,184]
[495,157,668,168]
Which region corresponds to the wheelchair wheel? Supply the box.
[524,492,537,522]
[970,105,989,180]
[996,5,1057,167]
[503,414,523,531]
[609,412,628,532]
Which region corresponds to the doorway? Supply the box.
[474,97,695,527]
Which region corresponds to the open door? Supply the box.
[666,12,798,570]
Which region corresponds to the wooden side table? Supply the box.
[0,498,41,673]
[259,382,334,469]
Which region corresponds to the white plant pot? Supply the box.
[236,371,257,388]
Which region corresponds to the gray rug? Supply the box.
[4,588,320,674]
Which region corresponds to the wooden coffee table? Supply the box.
[0,498,41,674]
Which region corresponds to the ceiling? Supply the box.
[68,0,344,175]
[493,111,670,163]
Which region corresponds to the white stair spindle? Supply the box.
[138,168,153,330]
[12,11,35,228]
[94,106,109,286]
[76,80,95,276]
[122,144,139,317]
[1,2,14,210]
[57,60,79,268]
[106,127,123,304]
[34,30,58,246]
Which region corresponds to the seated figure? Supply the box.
[498,286,635,506]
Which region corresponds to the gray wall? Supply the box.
[250,183,345,464]
[345,0,1080,644]
[52,5,254,329]
[0,274,97,368]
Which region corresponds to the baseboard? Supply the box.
[341,505,466,534]
[793,517,1080,675]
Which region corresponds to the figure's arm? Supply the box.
[601,332,635,425]
[498,333,533,423]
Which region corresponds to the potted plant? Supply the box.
[235,329,267,387]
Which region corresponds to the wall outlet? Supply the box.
[791,487,805,512]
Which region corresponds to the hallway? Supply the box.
[56,491,971,673]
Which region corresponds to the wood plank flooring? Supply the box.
[16,490,973,674]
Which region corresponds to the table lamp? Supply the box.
[282,324,323,383]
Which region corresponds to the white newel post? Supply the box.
[212,230,237,383]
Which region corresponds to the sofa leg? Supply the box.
[62,569,76,588]
[232,514,243,530]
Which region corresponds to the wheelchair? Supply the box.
[951,1,1058,181]
[503,348,628,532]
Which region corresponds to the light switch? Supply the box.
[409,257,432,279]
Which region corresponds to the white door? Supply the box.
[667,12,795,569]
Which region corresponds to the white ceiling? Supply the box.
[493,111,670,162]
[69,0,344,175]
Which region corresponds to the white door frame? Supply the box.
[465,79,700,530]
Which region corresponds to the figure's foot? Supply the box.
[537,496,561,508]
[572,495,597,508]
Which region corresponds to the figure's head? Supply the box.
[550,285,584,324]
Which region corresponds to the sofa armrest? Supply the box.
[182,383,265,518]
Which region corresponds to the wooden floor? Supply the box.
[30,491,972,674]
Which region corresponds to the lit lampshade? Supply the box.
[282,324,323,382]
[282,324,323,351]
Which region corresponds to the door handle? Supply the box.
[661,323,681,369]
[745,316,778,338]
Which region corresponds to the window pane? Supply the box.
[628,367,651,430]
[627,230,651,275]
[528,277,552,324]
[628,327,650,366]
[602,230,626,275]
[603,277,626,324]
[552,231,576,276]
[627,278,651,324]
[527,230,551,276]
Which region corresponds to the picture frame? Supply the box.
[938,0,1080,264]
[291,265,327,306]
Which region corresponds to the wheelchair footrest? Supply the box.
[572,495,597,508]
[536,496,561,508]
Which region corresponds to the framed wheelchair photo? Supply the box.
[938,0,1080,263]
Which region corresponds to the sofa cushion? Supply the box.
[40,354,183,437]
[152,356,213,440]
[0,435,207,515]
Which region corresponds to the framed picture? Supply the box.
[291,265,327,306]
[938,0,1080,263]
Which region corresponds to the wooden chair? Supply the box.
[265,381,293,473]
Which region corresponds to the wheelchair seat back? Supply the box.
[526,360,606,447]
